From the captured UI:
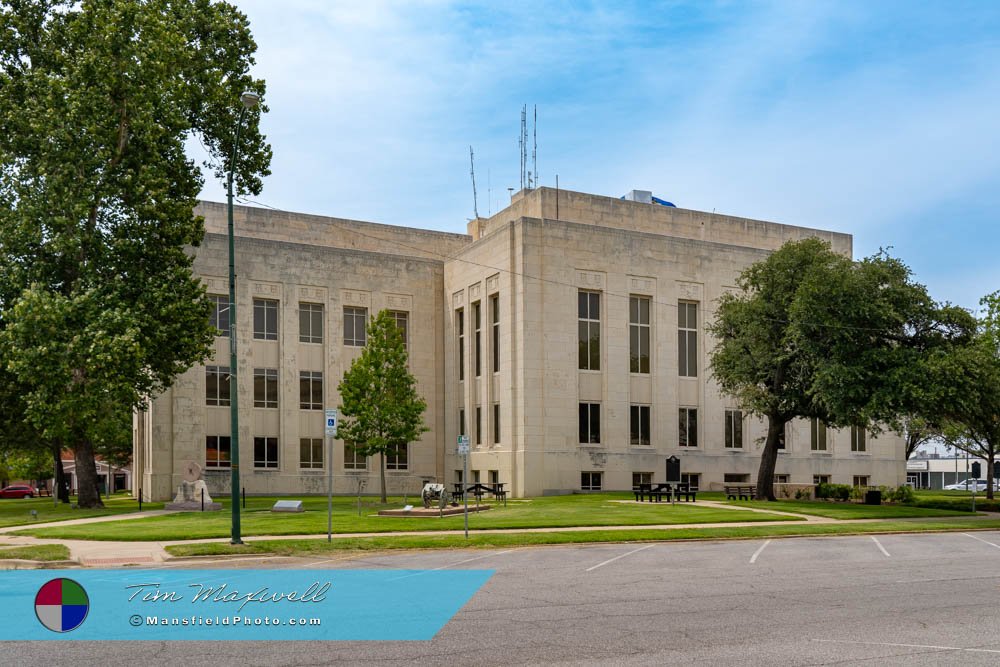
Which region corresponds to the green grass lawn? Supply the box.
[722,499,971,519]
[16,492,796,541]
[0,494,164,528]
[165,516,1000,557]
[0,544,71,561]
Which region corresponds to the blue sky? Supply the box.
[197,1,1000,312]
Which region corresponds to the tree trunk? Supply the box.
[73,439,104,508]
[53,446,69,503]
[379,452,387,503]
[755,415,785,501]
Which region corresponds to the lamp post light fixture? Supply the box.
[228,90,259,545]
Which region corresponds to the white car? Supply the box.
[944,479,991,491]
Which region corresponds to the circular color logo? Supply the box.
[35,578,89,633]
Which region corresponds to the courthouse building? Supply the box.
[133,187,905,500]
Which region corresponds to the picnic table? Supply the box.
[453,482,507,506]
[633,483,697,502]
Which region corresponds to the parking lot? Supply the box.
[7,531,1000,665]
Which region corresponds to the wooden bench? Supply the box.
[725,485,756,501]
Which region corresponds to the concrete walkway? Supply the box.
[0,502,996,568]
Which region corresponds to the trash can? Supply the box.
[864,489,882,506]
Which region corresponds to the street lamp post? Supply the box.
[228,90,259,545]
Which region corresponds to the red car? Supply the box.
[0,485,37,499]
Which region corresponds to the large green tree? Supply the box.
[338,310,429,503]
[0,0,271,507]
[932,292,1000,500]
[709,238,973,500]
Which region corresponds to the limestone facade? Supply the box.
[134,188,905,500]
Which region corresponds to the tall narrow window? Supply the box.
[253,436,278,469]
[456,308,465,381]
[725,410,743,449]
[810,418,828,451]
[459,408,466,437]
[299,302,324,343]
[491,294,500,373]
[851,426,867,452]
[679,407,698,447]
[253,368,278,408]
[206,366,231,407]
[473,302,481,377]
[343,307,367,346]
[209,295,230,336]
[299,371,323,410]
[475,406,482,445]
[205,436,231,468]
[253,298,278,340]
[630,405,651,445]
[579,403,601,444]
[386,443,408,470]
[389,311,408,350]
[777,424,787,450]
[299,438,323,469]
[344,442,367,470]
[492,403,500,444]
[578,291,601,370]
[629,296,650,373]
[678,301,698,377]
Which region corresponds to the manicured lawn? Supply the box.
[0,495,163,528]
[723,499,971,519]
[165,517,1000,557]
[0,544,71,561]
[16,493,795,541]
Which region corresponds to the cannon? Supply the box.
[421,482,451,509]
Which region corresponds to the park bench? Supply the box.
[725,485,756,501]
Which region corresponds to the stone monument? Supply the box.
[165,461,222,511]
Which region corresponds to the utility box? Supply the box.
[864,490,882,506]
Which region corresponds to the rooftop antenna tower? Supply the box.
[519,105,527,190]
[532,105,537,189]
[470,145,479,219]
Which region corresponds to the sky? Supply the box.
[195,1,1000,313]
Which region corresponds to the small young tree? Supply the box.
[337,310,428,502]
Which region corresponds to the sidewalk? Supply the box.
[2,500,995,567]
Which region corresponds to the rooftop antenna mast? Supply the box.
[519,105,527,191]
[532,105,537,189]
[470,145,479,219]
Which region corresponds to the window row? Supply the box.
[205,367,325,410]
[575,404,866,452]
[204,436,408,470]
[455,293,500,381]
[582,472,870,492]
[457,405,501,445]
[577,292,699,377]
[209,297,408,348]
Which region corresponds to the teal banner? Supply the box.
[0,569,492,640]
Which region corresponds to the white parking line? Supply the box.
[963,533,1000,549]
[585,544,655,572]
[870,536,890,557]
[749,540,771,564]
[813,639,1000,654]
[428,549,514,571]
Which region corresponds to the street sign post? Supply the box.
[326,409,338,542]
[458,435,470,537]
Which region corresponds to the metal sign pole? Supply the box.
[464,450,469,539]
[325,409,338,543]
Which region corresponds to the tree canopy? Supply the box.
[709,238,974,500]
[338,310,429,502]
[0,0,271,507]
[931,291,1000,499]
